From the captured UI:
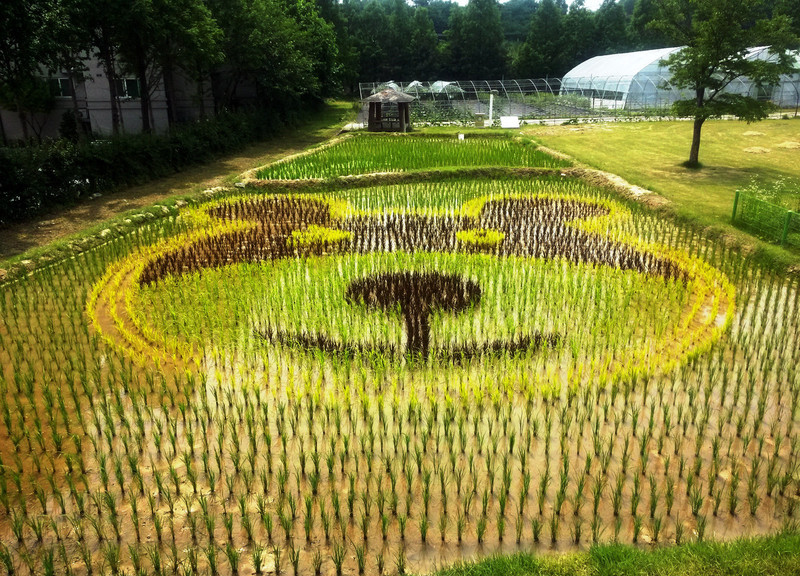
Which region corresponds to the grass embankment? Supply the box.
[0,100,356,267]
[525,119,800,270]
[433,530,800,576]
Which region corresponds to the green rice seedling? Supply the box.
[331,540,346,576]
[375,551,385,575]
[690,483,704,517]
[148,545,163,576]
[395,546,407,575]
[419,512,429,543]
[252,544,265,575]
[289,542,301,576]
[696,514,707,542]
[305,549,319,575]
[611,474,624,517]
[271,544,282,575]
[632,515,643,543]
[729,463,741,516]
[476,514,487,544]
[27,515,45,543]
[224,509,236,542]
[359,511,369,542]
[652,515,663,543]
[665,474,675,516]
[550,511,560,544]
[353,542,366,575]
[590,515,603,544]
[101,542,121,576]
[0,544,13,576]
[675,515,685,545]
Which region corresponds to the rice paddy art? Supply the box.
[0,133,797,576]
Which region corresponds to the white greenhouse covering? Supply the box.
[561,46,800,111]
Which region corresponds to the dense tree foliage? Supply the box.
[1,0,798,139]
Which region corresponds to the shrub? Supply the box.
[0,110,286,225]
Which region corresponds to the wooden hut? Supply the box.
[365,88,415,132]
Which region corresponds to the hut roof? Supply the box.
[364,88,415,103]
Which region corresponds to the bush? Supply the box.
[0,110,286,225]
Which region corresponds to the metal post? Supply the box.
[732,189,740,222]
[781,210,792,246]
[488,93,494,126]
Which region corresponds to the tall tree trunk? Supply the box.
[162,59,176,127]
[68,69,89,138]
[689,116,704,166]
[196,74,206,119]
[688,88,706,167]
[98,38,120,135]
[134,40,151,133]
[0,110,7,146]
[16,109,30,141]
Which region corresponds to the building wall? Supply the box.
[0,56,214,143]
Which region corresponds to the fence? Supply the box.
[732,190,800,247]
[358,76,800,125]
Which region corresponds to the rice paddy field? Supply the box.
[0,133,799,576]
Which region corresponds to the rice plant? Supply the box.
[0,142,797,576]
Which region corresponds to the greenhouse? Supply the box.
[560,46,800,112]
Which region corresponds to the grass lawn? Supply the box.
[432,530,800,576]
[525,118,800,269]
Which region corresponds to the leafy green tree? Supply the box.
[76,0,129,134]
[0,0,59,140]
[427,0,456,36]
[207,0,327,111]
[594,0,631,54]
[149,0,223,124]
[447,0,506,79]
[651,0,798,166]
[629,0,669,49]
[410,8,442,79]
[500,0,537,43]
[562,1,598,72]
[283,0,341,98]
[516,0,567,78]
[776,0,800,39]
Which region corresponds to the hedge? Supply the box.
[0,109,291,225]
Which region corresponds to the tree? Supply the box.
[562,1,598,73]
[148,0,223,125]
[629,0,670,49]
[594,0,631,55]
[447,0,506,79]
[516,0,566,78]
[207,0,319,112]
[0,0,58,140]
[410,8,441,79]
[651,0,798,167]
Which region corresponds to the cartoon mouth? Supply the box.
[256,271,562,361]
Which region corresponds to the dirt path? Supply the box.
[0,106,350,263]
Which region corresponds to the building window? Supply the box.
[48,77,74,98]
[115,78,141,99]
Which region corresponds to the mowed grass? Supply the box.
[526,119,800,268]
[432,530,800,576]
